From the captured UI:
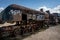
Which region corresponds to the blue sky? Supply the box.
[0,0,60,9]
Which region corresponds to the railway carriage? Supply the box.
[0,4,49,37]
[0,4,47,26]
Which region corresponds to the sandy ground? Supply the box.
[23,25,60,40]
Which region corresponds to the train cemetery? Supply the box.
[0,4,60,40]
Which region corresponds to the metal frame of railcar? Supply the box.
[0,4,48,37]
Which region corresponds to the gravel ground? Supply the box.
[23,25,60,40]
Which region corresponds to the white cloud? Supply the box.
[0,7,4,13]
[37,5,60,13]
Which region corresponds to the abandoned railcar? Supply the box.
[0,4,46,25]
[45,10,59,25]
[0,4,50,37]
[53,13,60,23]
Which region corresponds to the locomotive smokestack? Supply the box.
[40,8,44,12]
[46,10,50,14]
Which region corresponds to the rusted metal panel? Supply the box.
[9,10,22,21]
[32,14,36,20]
[7,4,44,16]
[12,13,22,21]
[27,14,33,20]
[37,14,45,20]
[45,12,49,21]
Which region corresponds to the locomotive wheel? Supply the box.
[15,21,20,26]
[36,25,41,30]
[14,28,20,36]
[43,23,49,29]
[31,25,35,33]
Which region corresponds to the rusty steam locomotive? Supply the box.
[0,4,59,38]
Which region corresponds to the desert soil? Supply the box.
[23,24,60,40]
